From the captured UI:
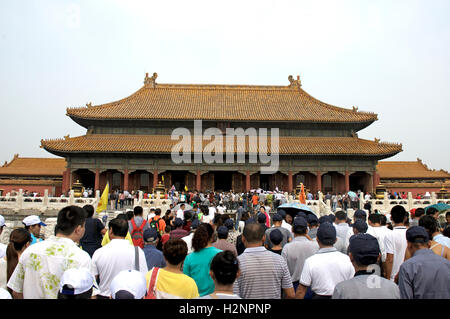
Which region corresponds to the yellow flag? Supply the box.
[96,182,109,213]
[184,185,188,191]
[162,175,164,182]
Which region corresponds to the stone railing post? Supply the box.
[359,194,364,210]
[41,189,49,212]
[138,191,143,206]
[69,190,75,206]
[155,192,161,208]
[431,192,437,204]
[407,192,413,211]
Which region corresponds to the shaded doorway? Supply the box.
[214,171,232,192]
[260,174,270,190]
[72,169,95,190]
[171,171,187,191]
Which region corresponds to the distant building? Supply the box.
[0,154,66,196]
[377,159,450,197]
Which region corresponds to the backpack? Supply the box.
[130,218,147,248]
[149,217,163,236]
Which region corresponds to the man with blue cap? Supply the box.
[306,214,319,239]
[264,213,292,250]
[332,233,400,299]
[296,222,354,299]
[398,226,450,299]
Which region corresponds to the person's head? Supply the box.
[319,215,332,225]
[307,214,319,228]
[57,268,97,300]
[108,217,128,239]
[352,220,368,235]
[163,238,188,266]
[126,210,134,221]
[425,207,439,220]
[272,213,283,226]
[414,208,425,220]
[419,215,439,237]
[242,223,265,247]
[183,211,193,222]
[269,228,283,246]
[335,211,347,223]
[143,228,159,246]
[180,204,185,210]
[390,205,407,225]
[6,228,32,281]
[110,269,147,299]
[348,233,380,269]
[285,214,293,225]
[54,206,87,241]
[292,216,308,236]
[353,210,367,223]
[173,218,183,229]
[192,223,215,252]
[82,205,95,218]
[328,214,336,224]
[443,225,450,238]
[405,226,430,256]
[210,251,240,288]
[257,213,266,225]
[316,222,336,247]
[155,208,162,216]
[259,206,266,213]
[217,226,229,240]
[133,206,143,217]
[223,218,234,230]
[380,214,387,226]
[22,215,46,238]
[368,213,382,227]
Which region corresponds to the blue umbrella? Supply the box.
[347,191,358,199]
[277,202,314,217]
[425,202,450,213]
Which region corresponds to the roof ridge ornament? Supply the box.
[352,106,358,112]
[64,134,70,140]
[288,75,301,89]
[86,102,92,108]
[144,72,158,88]
[374,137,380,143]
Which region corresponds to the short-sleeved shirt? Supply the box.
[143,245,167,270]
[332,271,400,299]
[128,216,150,235]
[384,226,407,280]
[146,268,199,299]
[433,234,450,249]
[300,247,355,296]
[212,239,237,257]
[183,247,222,296]
[233,246,293,299]
[264,226,293,249]
[80,217,105,256]
[335,223,350,241]
[7,236,92,299]
[281,236,319,283]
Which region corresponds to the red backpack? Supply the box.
[130,218,146,248]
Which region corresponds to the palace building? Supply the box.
[40,73,402,194]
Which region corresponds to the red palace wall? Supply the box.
[0,184,62,197]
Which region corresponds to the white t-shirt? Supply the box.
[176,209,184,220]
[182,233,194,254]
[369,225,392,262]
[91,239,148,297]
[300,248,355,296]
[208,207,216,220]
[217,206,226,214]
[384,226,407,281]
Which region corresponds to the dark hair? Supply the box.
[57,287,93,299]
[133,206,143,216]
[192,223,214,252]
[126,210,134,221]
[328,214,336,223]
[368,214,381,224]
[7,228,31,282]
[108,217,129,237]
[415,208,425,218]
[426,207,439,216]
[380,214,387,226]
[390,205,407,224]
[155,208,161,216]
[335,211,347,221]
[163,239,188,265]
[269,229,283,245]
[116,213,129,221]
[443,226,450,238]
[243,223,265,244]
[419,215,438,238]
[184,211,192,221]
[55,206,88,236]
[293,225,308,235]
[82,205,95,218]
[210,251,239,286]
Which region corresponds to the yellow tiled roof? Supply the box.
[66,78,378,123]
[377,160,450,179]
[41,134,402,156]
[0,155,66,176]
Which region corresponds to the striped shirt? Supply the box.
[233,246,293,299]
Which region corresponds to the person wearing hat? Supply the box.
[57,268,98,299]
[212,226,238,257]
[282,217,319,294]
[384,205,408,281]
[306,214,319,239]
[296,222,354,299]
[267,229,284,255]
[264,213,292,250]
[142,228,166,270]
[398,226,450,299]
[332,233,400,299]
[343,209,369,249]
[110,269,148,299]
[22,215,46,245]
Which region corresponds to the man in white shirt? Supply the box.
[384,205,408,282]
[335,211,350,242]
[296,222,354,299]
[91,217,148,298]
[208,203,216,221]
[217,203,226,215]
[367,213,391,273]
[277,210,293,237]
[176,204,185,220]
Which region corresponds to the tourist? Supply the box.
[277,209,292,235]
[5,228,31,293]
[212,226,238,257]
[233,223,294,299]
[110,269,147,299]
[307,214,319,239]
[281,217,319,294]
[22,215,46,244]
[236,204,245,230]
[217,202,226,215]
[223,218,240,246]
[384,205,408,282]
[199,251,241,299]
[264,213,292,250]
[332,233,400,299]
[335,211,350,241]
[367,213,391,276]
[148,208,166,237]
[79,204,106,257]
[409,208,425,227]
[0,215,6,256]
[296,222,354,299]
[146,239,199,299]
[142,228,166,269]
[352,220,368,235]
[258,206,270,228]
[101,213,133,246]
[169,218,189,240]
[7,206,91,299]
[182,219,200,254]
[267,229,284,255]
[129,206,150,249]
[398,226,450,299]
[183,223,222,296]
[91,217,148,299]
[344,210,369,249]
[418,215,450,259]
[257,212,268,232]
[57,268,98,300]
[177,203,186,220]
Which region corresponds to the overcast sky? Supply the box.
[1,0,449,172]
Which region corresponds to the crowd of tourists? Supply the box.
[0,199,449,300]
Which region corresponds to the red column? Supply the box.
[153,169,158,189]
[94,169,100,191]
[124,169,129,192]
[62,169,69,193]
[316,171,322,193]
[246,171,251,191]
[345,170,350,192]
[373,171,378,193]
[288,171,293,193]
[196,170,201,191]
